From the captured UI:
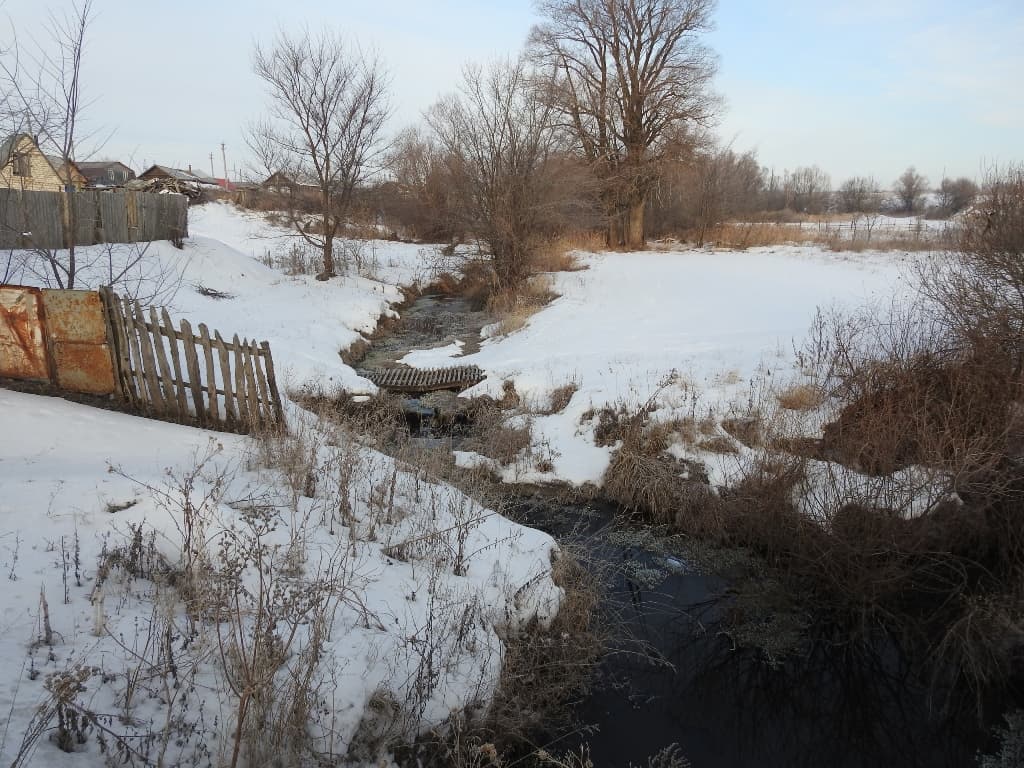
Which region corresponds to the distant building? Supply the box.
[76,161,136,188]
[0,134,68,192]
[138,164,218,185]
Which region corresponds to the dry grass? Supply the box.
[776,383,823,411]
[542,383,579,415]
[687,221,952,252]
[486,276,558,337]
[532,231,604,271]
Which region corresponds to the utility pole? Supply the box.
[221,143,228,184]
[209,153,215,178]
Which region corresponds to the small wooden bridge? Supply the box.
[361,365,484,394]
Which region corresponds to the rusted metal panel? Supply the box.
[51,343,116,394]
[0,285,49,381]
[39,289,116,395]
[41,289,107,343]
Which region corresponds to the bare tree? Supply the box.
[249,28,389,279]
[936,176,978,216]
[530,0,719,249]
[838,175,880,214]
[787,165,832,214]
[895,166,929,214]
[384,126,462,243]
[1,0,96,288]
[427,59,570,289]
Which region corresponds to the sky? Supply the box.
[1,0,1021,188]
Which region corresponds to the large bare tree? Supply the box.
[249,29,389,279]
[427,59,569,288]
[530,0,718,249]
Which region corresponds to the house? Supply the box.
[43,155,88,189]
[137,164,225,187]
[261,170,319,197]
[0,134,67,192]
[76,161,136,188]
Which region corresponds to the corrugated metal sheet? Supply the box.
[0,285,49,381]
[40,289,115,395]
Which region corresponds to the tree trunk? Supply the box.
[624,196,645,250]
[606,211,624,249]
[319,232,335,280]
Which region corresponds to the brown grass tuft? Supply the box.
[776,383,823,411]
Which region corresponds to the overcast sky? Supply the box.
[2,0,1021,187]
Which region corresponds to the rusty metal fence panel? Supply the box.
[0,285,48,380]
[41,289,116,395]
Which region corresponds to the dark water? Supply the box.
[375,293,1010,768]
[512,494,1000,768]
[358,294,488,370]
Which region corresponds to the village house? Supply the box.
[0,133,76,192]
[76,160,136,188]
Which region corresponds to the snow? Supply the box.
[0,389,561,766]
[5,201,438,394]
[403,246,914,486]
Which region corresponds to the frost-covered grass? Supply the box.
[0,390,561,766]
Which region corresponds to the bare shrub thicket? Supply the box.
[426,58,580,290]
[721,170,1024,709]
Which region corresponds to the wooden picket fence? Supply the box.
[98,286,284,432]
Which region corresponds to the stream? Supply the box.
[354,292,1012,767]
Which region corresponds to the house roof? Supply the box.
[0,133,33,167]
[141,164,221,186]
[74,161,135,185]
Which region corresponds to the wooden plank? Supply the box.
[179,319,206,425]
[232,334,251,430]
[132,300,165,413]
[121,297,148,406]
[214,331,237,424]
[260,341,285,426]
[161,308,189,416]
[198,324,220,423]
[148,306,179,417]
[240,340,261,429]
[99,287,132,401]
[249,340,271,424]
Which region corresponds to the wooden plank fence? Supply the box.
[98,286,284,432]
[0,189,188,249]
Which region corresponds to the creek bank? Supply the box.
[331,289,1020,766]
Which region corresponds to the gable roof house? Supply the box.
[0,134,70,192]
[43,155,88,190]
[76,161,136,188]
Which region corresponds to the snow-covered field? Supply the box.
[0,390,560,766]
[405,246,914,485]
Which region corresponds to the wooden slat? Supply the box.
[120,296,146,404]
[148,306,179,417]
[130,299,164,411]
[261,341,284,425]
[101,287,135,403]
[179,319,206,425]
[232,334,250,429]
[198,323,219,423]
[161,308,189,416]
[250,340,272,426]
[214,331,237,424]
[241,341,261,428]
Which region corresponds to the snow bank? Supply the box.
[6,201,438,394]
[404,246,914,486]
[0,390,560,766]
